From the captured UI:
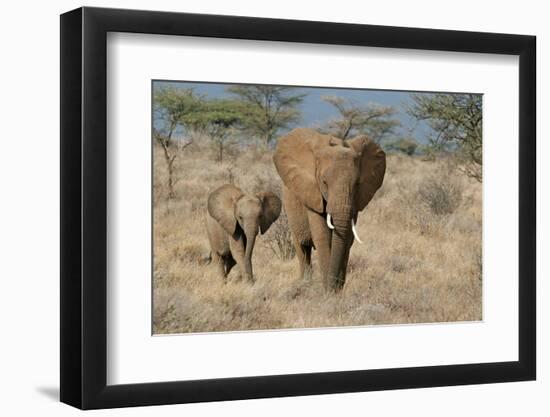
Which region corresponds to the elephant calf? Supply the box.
[206,184,281,283]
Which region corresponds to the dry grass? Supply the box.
[153,141,482,334]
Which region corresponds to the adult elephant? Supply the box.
[273,128,386,291]
[206,184,281,283]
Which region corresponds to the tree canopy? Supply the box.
[227,85,305,146]
[183,99,249,161]
[321,95,400,142]
[408,93,482,181]
[153,86,203,143]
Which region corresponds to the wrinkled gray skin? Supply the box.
[206,184,281,283]
[273,128,386,291]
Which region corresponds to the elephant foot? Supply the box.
[325,273,346,292]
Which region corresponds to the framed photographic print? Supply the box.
[60,6,536,409]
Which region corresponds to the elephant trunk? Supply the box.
[243,224,258,283]
[326,211,353,291]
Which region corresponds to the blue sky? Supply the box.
[153,80,433,143]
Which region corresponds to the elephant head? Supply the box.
[207,184,281,282]
[273,128,386,290]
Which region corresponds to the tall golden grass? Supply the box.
[153,139,482,334]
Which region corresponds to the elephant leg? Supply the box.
[211,252,227,282]
[283,187,313,281]
[293,234,312,280]
[229,237,247,282]
[307,210,332,288]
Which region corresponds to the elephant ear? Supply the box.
[257,192,282,234]
[348,135,386,211]
[207,184,244,236]
[273,128,327,213]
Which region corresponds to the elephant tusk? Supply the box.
[326,213,335,230]
[352,218,363,244]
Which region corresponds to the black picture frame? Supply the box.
[60,6,536,410]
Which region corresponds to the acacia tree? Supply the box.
[153,87,201,199]
[184,100,247,162]
[408,93,482,181]
[321,96,400,142]
[227,85,305,146]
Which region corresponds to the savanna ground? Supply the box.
[153,138,482,334]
